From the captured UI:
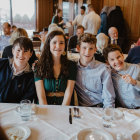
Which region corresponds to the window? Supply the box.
[0,0,36,37]
[0,0,10,35]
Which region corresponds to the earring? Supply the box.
[62,51,66,56]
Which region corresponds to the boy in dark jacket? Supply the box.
[0,37,37,103]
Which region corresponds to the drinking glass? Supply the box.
[102,107,114,128]
[20,100,31,121]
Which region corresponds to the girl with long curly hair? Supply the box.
[34,31,77,105]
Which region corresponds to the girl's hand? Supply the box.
[122,74,137,86]
[32,60,38,71]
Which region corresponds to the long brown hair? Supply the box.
[36,31,69,79]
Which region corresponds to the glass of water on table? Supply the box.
[20,99,31,121]
[102,107,114,128]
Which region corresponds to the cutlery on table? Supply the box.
[73,107,80,118]
[69,108,72,124]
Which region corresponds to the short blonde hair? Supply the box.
[96,33,109,53]
[10,28,28,44]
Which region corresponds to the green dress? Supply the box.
[34,60,77,105]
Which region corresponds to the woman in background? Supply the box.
[94,33,109,63]
[51,9,65,29]
[34,31,77,105]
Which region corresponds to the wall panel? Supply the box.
[130,0,140,39]
[116,0,124,11]
[108,0,116,6]
[36,0,53,31]
[103,0,109,6]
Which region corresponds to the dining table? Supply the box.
[1,103,140,140]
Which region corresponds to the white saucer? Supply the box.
[6,125,31,140]
[77,128,113,140]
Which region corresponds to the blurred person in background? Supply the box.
[51,9,66,29]
[68,25,84,51]
[82,4,101,35]
[94,33,109,63]
[0,22,11,51]
[70,6,86,27]
[108,27,125,53]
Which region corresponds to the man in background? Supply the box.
[82,4,101,35]
[108,26,125,53]
[68,25,84,51]
[70,6,86,27]
[0,22,11,51]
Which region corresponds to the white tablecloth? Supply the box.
[0,103,140,140]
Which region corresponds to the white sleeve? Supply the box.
[72,16,78,26]
[82,15,87,30]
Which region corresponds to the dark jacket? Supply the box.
[108,37,126,53]
[125,46,140,64]
[68,35,78,51]
[0,58,37,103]
[107,6,126,38]
[2,45,38,66]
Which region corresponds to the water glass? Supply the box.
[102,107,114,128]
[20,100,31,121]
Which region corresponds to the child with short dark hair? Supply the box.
[75,33,115,107]
[103,44,140,108]
[0,37,37,103]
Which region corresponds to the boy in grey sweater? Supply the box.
[103,44,140,108]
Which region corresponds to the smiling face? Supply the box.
[50,35,65,58]
[79,42,96,67]
[107,50,124,71]
[12,44,32,68]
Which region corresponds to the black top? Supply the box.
[51,15,64,29]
